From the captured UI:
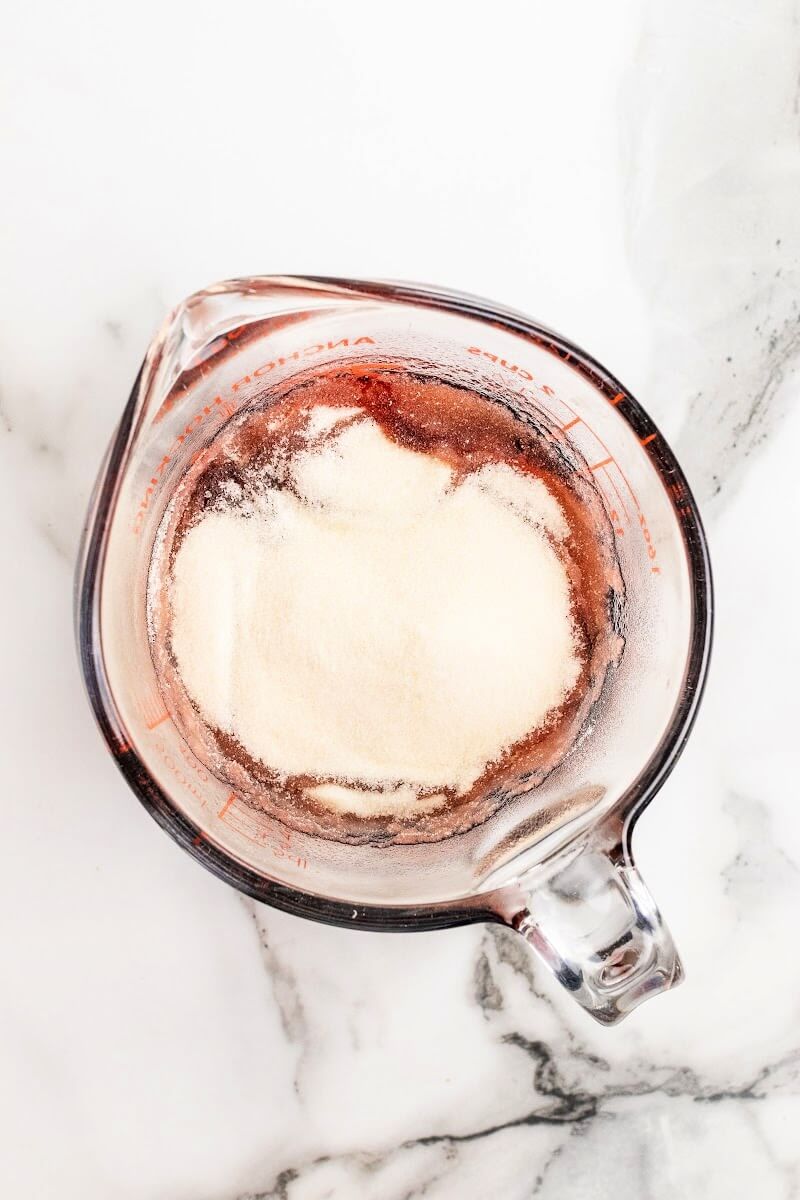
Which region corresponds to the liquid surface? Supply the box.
[148,366,624,844]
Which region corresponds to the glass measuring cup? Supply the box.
[76,277,712,1024]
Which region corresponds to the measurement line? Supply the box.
[594,450,641,513]
[217,792,236,820]
[337,361,401,375]
[590,455,613,472]
[640,433,657,447]
[524,380,643,512]
[145,710,171,731]
[614,463,641,511]
[536,399,563,425]
[545,394,580,422]
[604,467,631,523]
[561,416,581,431]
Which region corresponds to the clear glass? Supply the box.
[76,277,712,1024]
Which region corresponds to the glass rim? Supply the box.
[76,275,713,932]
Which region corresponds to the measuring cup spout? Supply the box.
[502,824,683,1024]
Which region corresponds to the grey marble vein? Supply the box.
[243,898,311,1099]
[3,2,800,1197]
[623,0,800,509]
[721,792,800,907]
[227,917,800,1200]
[235,1056,799,1200]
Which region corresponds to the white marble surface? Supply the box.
[3,2,800,1196]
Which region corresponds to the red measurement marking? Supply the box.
[217,792,236,820]
[463,345,649,519]
[603,467,630,524]
[465,346,556,394]
[138,693,171,729]
[638,510,659,567]
[610,515,624,535]
[594,471,625,535]
[526,395,561,426]
[222,808,309,868]
[468,345,645,517]
[134,335,377,534]
[560,401,641,510]
[561,417,581,431]
[614,466,640,511]
[531,381,642,508]
[336,361,401,376]
[541,393,644,515]
[640,433,657,447]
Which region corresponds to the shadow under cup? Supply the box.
[77,277,712,1023]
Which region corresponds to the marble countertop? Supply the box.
[3,2,800,1197]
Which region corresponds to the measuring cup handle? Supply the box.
[506,834,683,1024]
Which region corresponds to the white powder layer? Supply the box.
[169,412,581,811]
